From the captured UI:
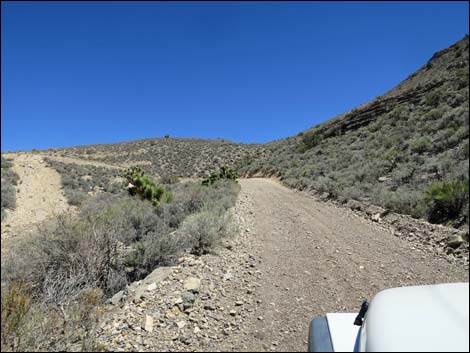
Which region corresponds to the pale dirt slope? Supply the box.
[1,153,70,239]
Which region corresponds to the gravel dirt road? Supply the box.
[222,178,468,351]
[97,178,468,352]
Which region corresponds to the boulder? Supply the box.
[106,290,125,305]
[447,235,464,249]
[129,267,175,302]
[347,200,363,211]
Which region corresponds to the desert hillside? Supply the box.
[43,137,267,178]
[1,36,468,352]
[240,35,469,228]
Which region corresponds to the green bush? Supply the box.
[425,179,469,224]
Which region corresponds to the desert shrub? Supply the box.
[64,189,89,206]
[159,175,180,185]
[382,189,427,219]
[383,147,404,166]
[425,92,441,107]
[425,109,443,121]
[179,207,236,255]
[425,179,469,224]
[202,166,238,186]
[295,131,324,152]
[409,136,432,154]
[124,166,172,206]
[0,281,103,352]
[45,158,125,206]
[1,281,31,351]
[391,162,416,185]
[1,185,16,220]
[124,179,240,273]
[3,208,139,307]
[1,156,19,217]
[311,176,340,198]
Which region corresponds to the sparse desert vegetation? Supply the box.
[239,35,469,228]
[44,158,125,206]
[1,166,240,351]
[43,138,266,179]
[1,33,468,353]
[1,156,19,221]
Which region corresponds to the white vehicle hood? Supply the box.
[360,282,469,352]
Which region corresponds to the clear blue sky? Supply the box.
[1,1,469,151]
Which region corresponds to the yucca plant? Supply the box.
[123,166,172,206]
[202,166,239,186]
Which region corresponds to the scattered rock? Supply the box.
[184,277,202,293]
[142,315,153,332]
[107,290,125,305]
[378,176,390,183]
[147,283,157,291]
[223,272,233,281]
[176,321,186,329]
[372,213,381,222]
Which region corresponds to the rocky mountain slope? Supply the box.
[239,35,469,228]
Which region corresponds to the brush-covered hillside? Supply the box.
[240,36,469,227]
[43,137,266,178]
